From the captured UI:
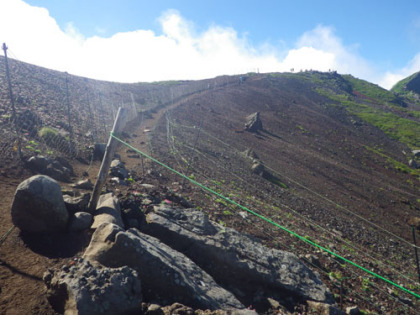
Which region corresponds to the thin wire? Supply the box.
[111,132,420,300]
[166,115,420,278]
[176,138,419,286]
[171,119,420,250]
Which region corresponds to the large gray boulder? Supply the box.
[11,175,69,233]
[83,223,246,311]
[144,206,334,305]
[91,193,124,229]
[43,257,142,315]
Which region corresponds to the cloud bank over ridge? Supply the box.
[0,0,418,89]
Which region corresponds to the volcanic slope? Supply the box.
[1,62,420,313]
[145,71,420,310]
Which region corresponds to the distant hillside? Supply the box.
[391,71,420,104]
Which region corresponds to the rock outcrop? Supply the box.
[244,148,266,176]
[251,161,265,175]
[83,223,246,311]
[27,155,73,182]
[245,112,262,132]
[44,258,142,315]
[91,193,124,229]
[144,206,334,305]
[11,175,69,233]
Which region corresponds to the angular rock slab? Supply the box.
[44,258,142,315]
[83,223,245,311]
[11,175,69,233]
[91,193,124,229]
[245,112,262,132]
[145,206,334,304]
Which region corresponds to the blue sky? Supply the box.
[1,0,420,89]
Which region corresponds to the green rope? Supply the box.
[111,132,420,300]
[0,226,15,246]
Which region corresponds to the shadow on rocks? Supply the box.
[20,230,92,258]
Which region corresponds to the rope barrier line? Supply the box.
[111,132,420,300]
[165,117,420,290]
[165,123,420,290]
[0,226,15,246]
[170,119,420,250]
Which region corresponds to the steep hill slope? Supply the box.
[1,59,420,313]
[147,71,420,312]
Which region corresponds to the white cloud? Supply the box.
[0,0,418,89]
[291,25,374,77]
[379,53,420,90]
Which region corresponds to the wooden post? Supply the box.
[2,43,22,160]
[412,227,420,283]
[88,107,127,212]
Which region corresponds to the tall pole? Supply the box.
[88,107,127,211]
[98,91,107,138]
[85,84,96,143]
[2,43,22,160]
[65,72,74,155]
[182,118,204,186]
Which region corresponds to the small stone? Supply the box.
[140,184,155,189]
[71,179,93,190]
[68,212,93,231]
[346,306,360,315]
[145,304,163,315]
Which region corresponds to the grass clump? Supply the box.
[38,126,67,148]
[364,146,420,180]
[38,126,59,140]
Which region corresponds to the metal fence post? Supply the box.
[2,43,22,160]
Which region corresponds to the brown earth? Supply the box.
[0,70,420,314]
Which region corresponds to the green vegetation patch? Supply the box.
[364,145,420,180]
[38,126,59,141]
[342,75,400,104]
[316,88,420,150]
[38,126,67,147]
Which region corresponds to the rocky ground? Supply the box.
[0,68,420,314]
